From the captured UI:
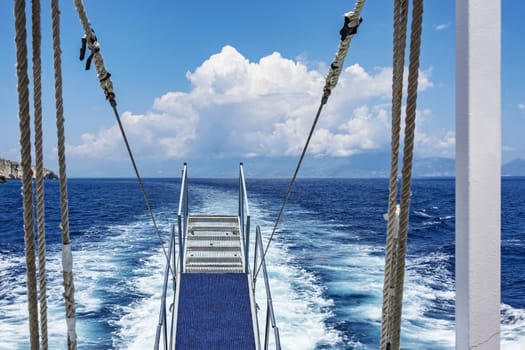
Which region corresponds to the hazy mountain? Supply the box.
[183,153,456,178]
[6,154,521,178]
[502,158,525,176]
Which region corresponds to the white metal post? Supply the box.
[456,0,501,349]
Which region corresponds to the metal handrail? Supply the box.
[239,163,251,274]
[177,163,188,271]
[154,225,176,350]
[156,164,281,350]
[154,163,188,350]
[253,225,281,350]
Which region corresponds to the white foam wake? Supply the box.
[2,180,524,350]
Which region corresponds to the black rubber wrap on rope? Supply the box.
[340,15,363,40]
[322,12,363,105]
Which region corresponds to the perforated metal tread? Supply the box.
[184,215,244,273]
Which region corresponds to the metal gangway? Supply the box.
[154,163,281,350]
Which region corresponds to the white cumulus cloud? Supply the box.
[67,45,444,165]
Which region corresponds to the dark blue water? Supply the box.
[1,177,524,349]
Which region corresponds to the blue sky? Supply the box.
[1,1,523,177]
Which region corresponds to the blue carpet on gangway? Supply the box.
[175,273,256,350]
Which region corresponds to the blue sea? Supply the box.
[1,177,524,349]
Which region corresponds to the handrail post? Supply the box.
[156,161,189,350]
[239,163,251,274]
[254,225,281,349]
[253,226,259,288]
[177,218,183,272]
[239,166,243,236]
[169,224,177,350]
[264,303,271,350]
[245,215,250,274]
[178,163,188,272]
[154,224,176,350]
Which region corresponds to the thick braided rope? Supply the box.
[31,0,49,348]
[51,1,77,348]
[381,0,409,348]
[32,0,49,348]
[321,0,366,104]
[73,0,115,103]
[390,1,424,349]
[14,1,40,348]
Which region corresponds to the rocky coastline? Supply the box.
[0,158,58,183]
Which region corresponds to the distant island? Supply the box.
[0,158,58,183]
[502,158,525,176]
[2,155,525,180]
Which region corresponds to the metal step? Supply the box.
[184,265,244,273]
[186,249,241,258]
[187,235,239,242]
[186,240,241,249]
[186,260,242,269]
[187,247,242,254]
[184,215,244,273]
[188,230,238,237]
[189,215,239,227]
[184,258,243,264]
